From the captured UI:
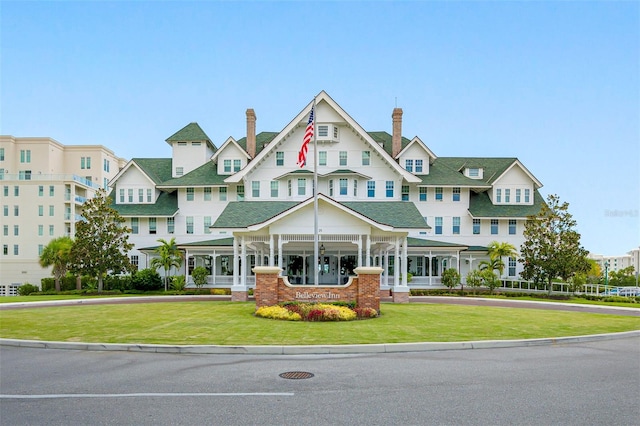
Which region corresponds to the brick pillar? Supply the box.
[253,266,282,308]
[354,267,383,312]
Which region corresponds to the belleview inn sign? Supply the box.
[253,266,385,311]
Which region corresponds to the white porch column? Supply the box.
[269,234,274,266]
[383,250,389,287]
[394,238,400,286]
[232,238,239,287]
[212,251,217,285]
[365,235,371,267]
[185,249,191,285]
[357,235,363,267]
[401,236,408,287]
[278,235,283,270]
[240,236,246,287]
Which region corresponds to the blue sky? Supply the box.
[1,1,638,256]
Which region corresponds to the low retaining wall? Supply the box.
[253,266,382,312]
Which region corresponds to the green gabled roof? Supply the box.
[322,169,372,179]
[434,157,518,185]
[468,190,545,218]
[132,158,173,184]
[407,237,467,248]
[236,132,279,156]
[367,131,411,156]
[212,200,429,230]
[178,238,234,247]
[166,122,212,143]
[212,201,299,228]
[110,191,178,217]
[158,161,226,187]
[463,246,489,252]
[341,201,429,229]
[416,161,485,187]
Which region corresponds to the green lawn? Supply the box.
[1,301,638,345]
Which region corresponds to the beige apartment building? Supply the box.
[0,136,125,294]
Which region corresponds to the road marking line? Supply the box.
[1,392,294,399]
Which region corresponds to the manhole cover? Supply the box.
[279,371,314,380]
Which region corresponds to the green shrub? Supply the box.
[131,268,163,291]
[191,266,208,289]
[17,283,40,296]
[104,275,133,292]
[255,305,301,321]
[171,275,186,291]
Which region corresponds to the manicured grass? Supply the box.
[0,302,638,345]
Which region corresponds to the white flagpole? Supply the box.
[312,97,319,285]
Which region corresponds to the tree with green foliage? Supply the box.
[479,258,505,276]
[39,236,74,292]
[150,237,184,291]
[466,269,483,295]
[486,241,518,277]
[69,190,133,293]
[442,268,461,293]
[191,266,209,291]
[519,194,590,295]
[609,266,636,287]
[481,269,500,294]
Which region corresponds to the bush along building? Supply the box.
[109,91,544,300]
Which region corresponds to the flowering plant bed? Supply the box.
[255,302,378,321]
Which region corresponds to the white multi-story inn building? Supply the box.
[0,136,125,294]
[589,248,640,274]
[109,91,545,295]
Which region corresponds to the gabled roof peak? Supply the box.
[166,122,213,145]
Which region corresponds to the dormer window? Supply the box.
[466,167,483,179]
[317,123,339,142]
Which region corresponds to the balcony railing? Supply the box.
[0,173,103,189]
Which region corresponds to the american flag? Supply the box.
[297,106,314,167]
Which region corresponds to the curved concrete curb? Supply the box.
[2,296,638,354]
[1,331,639,355]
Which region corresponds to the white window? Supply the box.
[339,151,347,166]
[175,167,184,176]
[405,159,413,172]
[319,151,327,166]
[362,151,370,166]
[204,216,212,234]
[339,178,348,195]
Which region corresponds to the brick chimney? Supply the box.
[246,108,256,158]
[392,107,403,158]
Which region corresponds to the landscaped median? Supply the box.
[0,299,638,350]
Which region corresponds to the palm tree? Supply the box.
[150,237,184,291]
[479,258,505,275]
[486,241,517,277]
[39,236,74,292]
